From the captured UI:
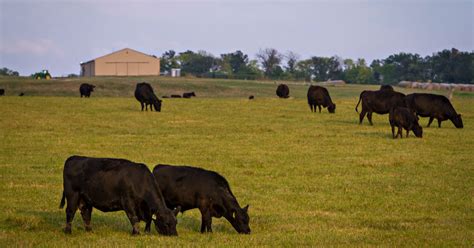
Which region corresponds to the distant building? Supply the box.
[171,68,181,77]
[80,48,160,77]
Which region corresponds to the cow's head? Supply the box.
[452,114,463,128]
[154,206,180,236]
[328,103,336,113]
[90,85,96,91]
[153,99,162,112]
[229,205,250,234]
[412,123,423,138]
[191,92,196,97]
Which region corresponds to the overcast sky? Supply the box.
[0,0,472,76]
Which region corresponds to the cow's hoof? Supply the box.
[64,227,72,234]
[85,226,92,232]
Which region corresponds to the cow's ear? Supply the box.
[243,205,249,212]
[172,206,181,217]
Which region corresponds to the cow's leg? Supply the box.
[406,128,409,138]
[144,211,152,233]
[64,192,80,234]
[318,105,322,113]
[80,203,93,232]
[199,208,212,233]
[397,126,403,138]
[140,102,144,111]
[123,200,140,235]
[359,110,367,124]
[391,125,395,139]
[309,104,313,112]
[437,118,442,128]
[367,112,374,125]
[427,117,434,127]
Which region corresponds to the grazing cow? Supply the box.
[276,84,290,98]
[389,107,423,139]
[405,93,463,128]
[153,164,251,234]
[79,83,96,98]
[183,92,196,98]
[355,89,406,125]
[307,85,336,113]
[134,82,162,112]
[59,156,179,235]
[380,85,394,91]
[162,95,170,98]
[170,94,182,98]
[0,89,4,96]
[248,95,254,100]
[19,92,24,96]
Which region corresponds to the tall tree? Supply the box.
[256,48,283,78]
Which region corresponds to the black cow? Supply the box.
[380,85,394,91]
[153,164,250,234]
[134,82,162,112]
[276,84,290,98]
[183,92,196,98]
[59,156,179,235]
[171,94,182,98]
[162,95,170,98]
[79,83,96,98]
[355,89,406,125]
[389,107,423,139]
[248,95,254,100]
[19,92,24,96]
[405,93,463,128]
[307,85,336,113]
[0,89,4,96]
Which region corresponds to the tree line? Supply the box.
[160,48,473,84]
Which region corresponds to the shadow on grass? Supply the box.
[3,209,235,235]
[178,214,235,234]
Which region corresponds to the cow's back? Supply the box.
[407,93,457,116]
[153,165,232,211]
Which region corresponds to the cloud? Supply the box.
[0,39,64,57]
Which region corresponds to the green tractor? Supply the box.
[33,70,52,80]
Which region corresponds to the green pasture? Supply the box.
[0,77,472,246]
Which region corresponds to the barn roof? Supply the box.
[80,48,158,65]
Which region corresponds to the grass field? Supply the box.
[0,77,473,246]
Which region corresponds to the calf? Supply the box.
[276,84,290,98]
[355,89,406,125]
[170,94,182,98]
[153,164,250,234]
[0,89,4,96]
[307,85,336,113]
[183,92,196,98]
[60,156,179,235]
[79,83,96,98]
[389,107,423,138]
[248,95,254,100]
[134,82,162,112]
[405,93,463,128]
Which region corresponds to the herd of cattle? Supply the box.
[0,81,466,236]
[276,83,463,138]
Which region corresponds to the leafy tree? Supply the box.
[0,67,19,76]
[177,50,216,76]
[256,48,283,79]
[310,56,342,81]
[160,50,180,73]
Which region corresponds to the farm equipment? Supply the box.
[33,70,52,80]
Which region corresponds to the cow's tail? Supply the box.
[355,92,363,113]
[59,191,65,209]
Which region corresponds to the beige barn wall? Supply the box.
[94,49,160,76]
